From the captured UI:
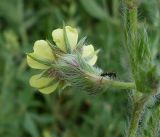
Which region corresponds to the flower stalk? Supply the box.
[85,72,135,90]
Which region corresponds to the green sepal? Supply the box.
[58,81,70,96]
[46,39,65,55]
[76,52,96,73]
[76,36,87,51]
[39,69,51,78]
[63,23,71,53]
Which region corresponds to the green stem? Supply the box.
[128,5,137,34]
[125,0,138,34]
[127,96,147,137]
[102,79,136,90]
[86,72,136,90]
[124,0,145,137]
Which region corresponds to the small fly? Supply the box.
[100,72,117,79]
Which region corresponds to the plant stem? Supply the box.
[102,79,136,90]
[125,0,138,34]
[127,96,147,137]
[86,72,136,90]
[124,0,146,137]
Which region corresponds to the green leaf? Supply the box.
[79,0,106,20]
[24,113,40,137]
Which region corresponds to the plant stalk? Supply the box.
[86,72,136,90]
[102,79,136,90]
[127,96,147,137]
[124,0,145,137]
[125,0,138,34]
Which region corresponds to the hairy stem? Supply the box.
[125,0,138,34]
[124,0,144,137]
[86,72,136,90]
[102,79,135,90]
[128,95,148,137]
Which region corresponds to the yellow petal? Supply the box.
[33,40,55,61]
[39,82,59,94]
[52,26,78,52]
[27,40,55,69]
[82,44,94,57]
[27,54,50,69]
[29,74,59,94]
[82,44,97,66]
[66,26,78,50]
[29,74,53,88]
[87,55,97,66]
[52,28,65,51]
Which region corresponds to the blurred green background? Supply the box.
[0,0,159,137]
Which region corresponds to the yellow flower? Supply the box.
[52,26,98,65]
[52,26,78,52]
[27,40,59,94]
[27,26,98,94]
[82,45,97,66]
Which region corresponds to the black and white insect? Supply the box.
[100,72,117,79]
